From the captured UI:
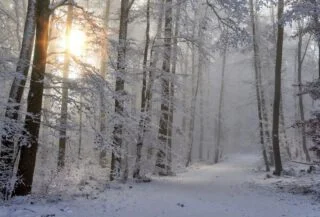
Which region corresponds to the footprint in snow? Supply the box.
[177,203,185,208]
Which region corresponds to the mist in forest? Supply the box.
[1,1,320,216]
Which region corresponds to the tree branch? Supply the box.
[49,0,75,11]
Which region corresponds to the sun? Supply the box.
[68,29,86,56]
[57,28,86,79]
[59,28,86,57]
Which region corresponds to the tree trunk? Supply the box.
[272,0,284,176]
[14,0,51,196]
[99,0,112,169]
[146,0,165,160]
[155,0,173,175]
[0,0,36,199]
[198,19,205,161]
[297,25,311,162]
[185,18,197,167]
[133,0,151,179]
[215,38,227,164]
[58,4,73,171]
[110,0,130,181]
[279,99,291,159]
[166,0,181,174]
[249,0,270,171]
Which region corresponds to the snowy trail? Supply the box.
[1,154,320,217]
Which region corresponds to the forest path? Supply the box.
[1,154,319,217]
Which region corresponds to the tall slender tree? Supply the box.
[186,11,198,167]
[297,23,311,162]
[99,0,112,169]
[155,0,173,175]
[272,0,284,176]
[110,0,133,181]
[133,0,151,179]
[198,16,205,161]
[58,4,73,171]
[215,34,227,164]
[249,0,270,171]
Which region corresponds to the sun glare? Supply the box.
[57,28,86,79]
[68,29,86,56]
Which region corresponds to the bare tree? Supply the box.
[0,0,36,199]
[58,4,73,171]
[215,34,227,164]
[98,0,112,168]
[155,0,173,175]
[133,0,151,179]
[297,22,311,162]
[249,0,270,171]
[272,0,284,176]
[110,0,134,181]
[14,0,51,195]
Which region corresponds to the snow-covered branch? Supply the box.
[49,0,75,11]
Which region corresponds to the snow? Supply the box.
[1,154,319,217]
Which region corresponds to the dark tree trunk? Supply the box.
[110,0,130,181]
[272,0,284,176]
[133,0,151,179]
[249,0,270,171]
[198,19,205,161]
[0,0,36,199]
[167,0,182,174]
[297,25,311,162]
[155,0,173,175]
[14,0,51,196]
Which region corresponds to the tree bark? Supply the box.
[0,0,36,199]
[99,0,112,169]
[110,0,130,181]
[249,0,270,171]
[133,0,151,179]
[198,19,205,161]
[14,0,51,195]
[215,37,227,164]
[146,0,165,160]
[272,0,284,176]
[58,4,73,171]
[297,25,311,162]
[166,0,181,174]
[155,0,173,175]
[186,16,197,167]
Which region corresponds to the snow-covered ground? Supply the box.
[1,154,319,217]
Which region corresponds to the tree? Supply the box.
[14,0,51,195]
[58,4,73,171]
[155,0,173,175]
[0,0,36,199]
[110,0,134,181]
[133,0,151,179]
[186,17,199,167]
[272,0,284,176]
[198,14,205,162]
[215,33,227,164]
[99,0,112,169]
[249,0,270,171]
[297,22,311,161]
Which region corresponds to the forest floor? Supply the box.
[1,154,320,217]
